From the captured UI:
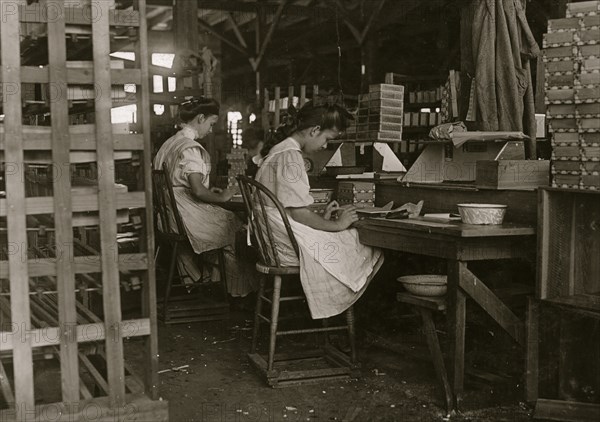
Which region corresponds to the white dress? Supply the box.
[254,138,384,319]
[154,126,256,297]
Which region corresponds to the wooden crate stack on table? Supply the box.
[545,2,600,190]
[357,84,404,143]
[337,181,376,209]
[226,148,248,192]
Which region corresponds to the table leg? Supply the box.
[448,260,467,408]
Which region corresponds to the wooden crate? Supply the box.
[475,160,550,190]
[537,188,600,313]
[0,1,166,420]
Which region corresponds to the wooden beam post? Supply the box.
[92,1,126,407]
[136,0,160,400]
[46,0,79,404]
[0,2,35,417]
[252,0,291,71]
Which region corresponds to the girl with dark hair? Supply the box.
[253,102,384,319]
[154,97,256,297]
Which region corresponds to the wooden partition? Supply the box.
[262,84,319,131]
[0,1,166,420]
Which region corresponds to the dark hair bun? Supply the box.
[179,97,220,123]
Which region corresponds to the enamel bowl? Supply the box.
[457,203,507,225]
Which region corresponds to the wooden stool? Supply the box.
[397,292,454,414]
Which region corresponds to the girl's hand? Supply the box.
[211,187,223,194]
[336,207,359,230]
[323,200,340,220]
[219,187,235,202]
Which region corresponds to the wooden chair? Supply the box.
[237,175,359,387]
[152,163,229,324]
[396,291,454,414]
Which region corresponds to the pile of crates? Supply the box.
[337,181,376,208]
[356,84,404,142]
[227,148,248,191]
[308,189,334,214]
[544,1,600,190]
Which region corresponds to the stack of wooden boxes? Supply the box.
[308,189,334,214]
[545,1,600,190]
[357,84,404,142]
[227,148,248,192]
[337,181,376,209]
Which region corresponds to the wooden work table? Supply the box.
[355,216,536,408]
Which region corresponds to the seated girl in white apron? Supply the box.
[154,97,256,297]
[254,102,384,319]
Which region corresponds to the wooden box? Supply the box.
[538,188,600,312]
[476,160,550,190]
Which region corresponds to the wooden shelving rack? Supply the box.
[0,1,166,420]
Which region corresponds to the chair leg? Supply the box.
[267,275,282,371]
[164,242,179,313]
[345,306,357,365]
[251,275,266,354]
[217,248,229,301]
[417,307,454,415]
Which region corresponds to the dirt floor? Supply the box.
[126,305,534,422]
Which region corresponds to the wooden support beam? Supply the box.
[136,0,160,401]
[198,18,250,56]
[226,12,248,49]
[92,1,126,407]
[251,0,291,71]
[0,3,36,417]
[46,0,79,404]
[359,0,387,44]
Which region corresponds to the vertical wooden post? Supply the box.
[262,88,270,132]
[0,3,35,417]
[274,87,281,127]
[313,84,319,102]
[136,0,159,400]
[447,259,466,409]
[46,0,79,404]
[300,85,306,107]
[92,1,125,406]
[288,86,294,109]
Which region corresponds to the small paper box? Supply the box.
[552,160,582,174]
[546,59,577,74]
[574,28,600,44]
[369,84,404,93]
[404,113,411,126]
[543,46,577,60]
[577,72,600,86]
[429,112,437,126]
[409,92,416,103]
[579,44,600,58]
[370,106,403,116]
[416,91,424,103]
[546,88,576,103]
[369,114,403,125]
[551,130,579,146]
[581,57,600,71]
[547,104,576,118]
[549,118,578,131]
[582,174,600,188]
[419,113,429,127]
[545,72,576,88]
[581,15,600,28]
[580,117,600,130]
[582,145,600,160]
[575,86,600,102]
[553,145,581,159]
[544,31,575,47]
[367,122,403,132]
[581,132,600,145]
[368,98,403,108]
[582,161,600,173]
[548,18,581,32]
[553,174,581,187]
[566,1,600,18]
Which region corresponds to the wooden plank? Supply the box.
[274,86,281,127]
[253,0,290,69]
[0,319,150,352]
[0,4,36,416]
[0,126,145,150]
[0,359,14,406]
[0,254,148,281]
[300,85,306,106]
[288,86,294,110]
[0,192,146,217]
[92,2,126,406]
[537,189,550,299]
[458,265,526,346]
[534,399,600,422]
[46,0,79,402]
[136,0,159,401]
[447,260,466,407]
[0,67,141,84]
[525,297,540,402]
[574,193,600,296]
[17,5,140,26]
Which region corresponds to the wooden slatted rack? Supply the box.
[0,1,166,420]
